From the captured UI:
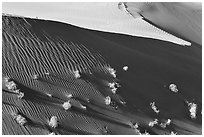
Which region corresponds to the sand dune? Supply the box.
[124,2,202,45]
[2,2,191,46]
[2,15,201,135]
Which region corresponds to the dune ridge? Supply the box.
[124,2,202,45]
[2,2,192,46]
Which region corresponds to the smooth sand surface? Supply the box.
[125,2,202,45]
[2,2,191,46]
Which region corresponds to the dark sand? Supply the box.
[2,15,201,135]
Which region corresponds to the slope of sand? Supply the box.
[2,15,201,135]
[2,2,191,46]
[124,2,202,45]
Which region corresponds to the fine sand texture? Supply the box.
[2,15,201,135]
[2,2,191,46]
[124,2,202,45]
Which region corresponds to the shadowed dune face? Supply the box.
[2,15,201,135]
[125,2,202,45]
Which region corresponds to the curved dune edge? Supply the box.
[2,15,201,135]
[124,2,202,45]
[3,2,191,46]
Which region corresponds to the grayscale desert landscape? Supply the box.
[2,2,202,135]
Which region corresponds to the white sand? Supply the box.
[3,2,191,45]
[126,2,201,45]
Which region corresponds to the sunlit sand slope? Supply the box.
[3,2,191,46]
[124,2,202,45]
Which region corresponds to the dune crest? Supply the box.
[124,2,202,45]
[3,2,191,46]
